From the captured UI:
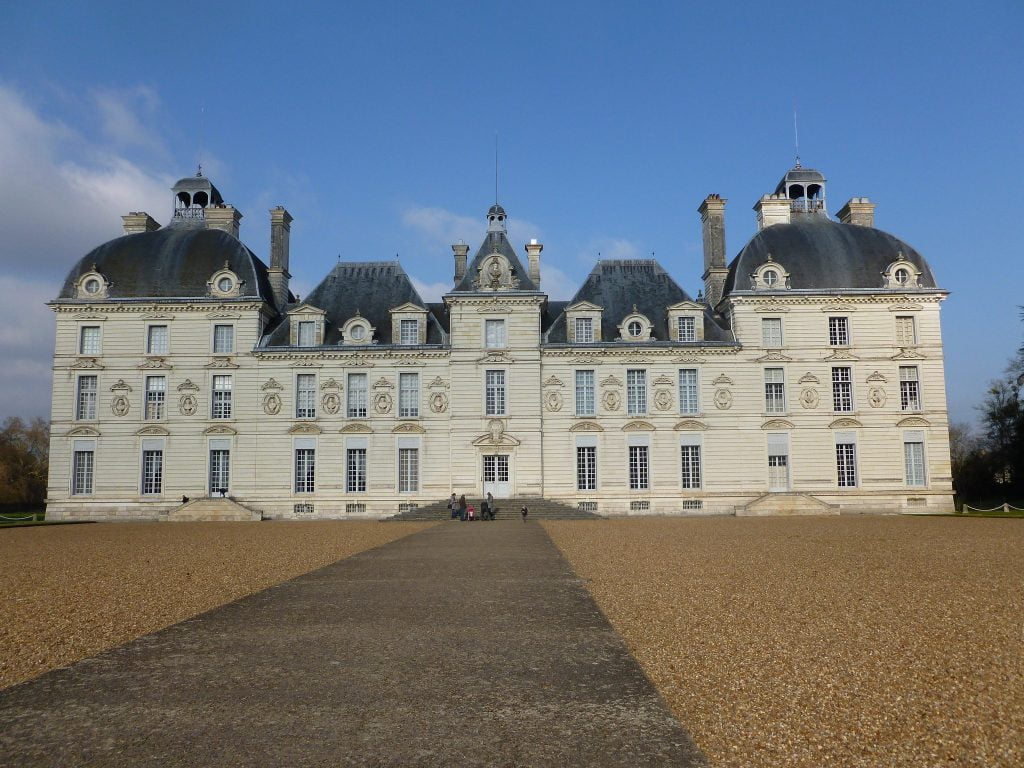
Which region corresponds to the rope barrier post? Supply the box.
[1004,503,1010,514]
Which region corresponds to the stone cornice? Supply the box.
[252,349,449,362]
[542,345,741,359]
[727,293,946,308]
[52,301,265,314]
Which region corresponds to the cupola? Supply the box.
[774,162,827,219]
[171,168,224,222]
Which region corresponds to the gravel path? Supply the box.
[0,521,430,690]
[544,517,1024,768]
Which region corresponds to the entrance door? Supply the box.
[482,455,510,498]
[768,455,789,491]
[209,449,230,496]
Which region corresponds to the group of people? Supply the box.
[447,493,529,522]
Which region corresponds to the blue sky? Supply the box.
[1,1,1021,425]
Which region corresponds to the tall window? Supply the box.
[209,447,230,495]
[141,449,163,495]
[211,375,232,419]
[574,317,594,343]
[767,433,790,491]
[400,319,419,345]
[895,316,917,346]
[680,444,701,489]
[398,448,419,492]
[72,448,94,495]
[628,445,649,490]
[213,324,234,354]
[485,370,506,416]
[764,368,786,413]
[904,438,926,487]
[76,375,97,420]
[145,376,166,420]
[899,366,921,411]
[296,374,316,418]
[627,369,647,415]
[294,448,315,493]
[399,373,419,417]
[79,326,101,355]
[836,440,857,487]
[297,320,316,347]
[485,319,506,348]
[831,367,853,412]
[146,325,168,355]
[577,446,597,490]
[678,369,699,415]
[347,373,368,417]
[677,316,696,342]
[346,448,367,492]
[575,370,595,416]
[828,316,850,346]
[762,318,783,348]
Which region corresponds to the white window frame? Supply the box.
[208,438,231,496]
[141,442,164,496]
[71,440,95,496]
[903,431,927,487]
[828,316,850,347]
[211,375,232,419]
[678,369,699,415]
[899,366,922,411]
[297,320,317,347]
[146,324,169,355]
[835,434,858,488]
[399,372,419,418]
[294,439,316,494]
[574,317,594,344]
[627,369,647,415]
[484,318,507,349]
[398,444,419,493]
[485,369,506,416]
[764,368,786,413]
[346,445,367,493]
[831,367,854,412]
[79,325,101,356]
[399,319,419,345]
[576,444,597,491]
[895,316,917,346]
[677,316,696,342]
[347,373,368,418]
[212,324,235,354]
[145,375,166,421]
[680,434,702,490]
[296,373,317,419]
[767,432,790,491]
[575,370,595,416]
[762,317,783,348]
[628,444,649,490]
[76,375,98,421]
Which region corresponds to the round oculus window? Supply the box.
[83,278,100,294]
[894,268,910,285]
[216,276,233,292]
[763,269,779,287]
[627,320,643,337]
[350,324,367,341]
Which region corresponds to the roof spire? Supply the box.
[792,98,801,168]
[494,131,499,206]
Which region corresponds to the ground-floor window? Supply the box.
[72,449,94,495]
[836,441,857,487]
[209,449,230,495]
[629,445,649,490]
[680,444,701,489]
[347,448,367,492]
[141,450,163,495]
[295,448,315,493]
[904,436,926,487]
[767,433,789,491]
[399,447,419,492]
[577,446,597,490]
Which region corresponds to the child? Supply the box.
[467,504,475,521]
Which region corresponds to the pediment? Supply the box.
[569,421,604,432]
[290,359,323,368]
[109,379,132,392]
[866,370,888,383]
[373,377,394,389]
[288,423,322,435]
[888,303,923,312]
[203,425,238,435]
[477,351,515,365]
[206,311,241,319]
[896,416,931,427]
[672,355,702,363]
[471,433,522,447]
[205,357,239,369]
[177,378,200,392]
[69,358,104,370]
[65,426,101,437]
[754,351,792,362]
[389,302,427,314]
[666,300,704,311]
[600,375,623,387]
[566,300,603,312]
[652,374,674,386]
[340,422,372,433]
[287,302,326,316]
[621,420,655,431]
[891,348,926,360]
[428,377,449,389]
[71,312,107,321]
[135,425,170,436]
[820,304,858,312]
[753,304,791,313]
[138,357,172,369]
[673,419,707,431]
[139,313,174,320]
[260,378,283,391]
[712,374,734,386]
[829,418,863,429]
[392,423,426,434]
[761,419,795,430]
[824,349,859,361]
[798,372,820,384]
[320,377,342,390]
[543,376,565,387]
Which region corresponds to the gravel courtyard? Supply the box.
[544,516,1024,768]
[0,521,430,690]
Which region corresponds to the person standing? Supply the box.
[480,497,490,522]
[486,492,495,521]
[521,504,528,522]
[448,493,458,520]
[459,494,467,521]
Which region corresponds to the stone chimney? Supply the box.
[121,212,160,235]
[699,195,728,307]
[837,197,876,227]
[268,206,293,309]
[525,239,543,288]
[754,194,792,230]
[452,241,470,283]
[204,205,242,238]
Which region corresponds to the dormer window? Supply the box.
[883,257,922,289]
[389,302,428,346]
[297,321,316,347]
[208,267,241,298]
[752,260,790,291]
[287,303,327,347]
[618,310,652,342]
[341,314,375,345]
[566,301,603,344]
[666,301,705,343]
[75,271,109,299]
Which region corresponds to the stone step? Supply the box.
[387,497,602,521]
[164,498,262,522]
[738,492,838,516]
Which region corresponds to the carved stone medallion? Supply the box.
[713,388,733,410]
[111,395,130,417]
[654,390,673,411]
[602,390,621,411]
[374,392,393,415]
[178,394,197,416]
[799,387,819,409]
[544,390,563,412]
[263,393,282,415]
[429,391,449,413]
[322,392,341,415]
[868,387,887,408]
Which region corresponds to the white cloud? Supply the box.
[93,86,165,155]
[573,237,641,263]
[0,276,56,421]
[410,276,450,303]
[402,205,544,251]
[539,263,579,300]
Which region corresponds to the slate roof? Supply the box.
[452,230,538,293]
[545,260,732,344]
[723,218,938,294]
[262,261,446,347]
[56,224,275,301]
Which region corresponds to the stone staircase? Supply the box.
[163,497,262,522]
[386,497,602,521]
[738,492,839,516]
